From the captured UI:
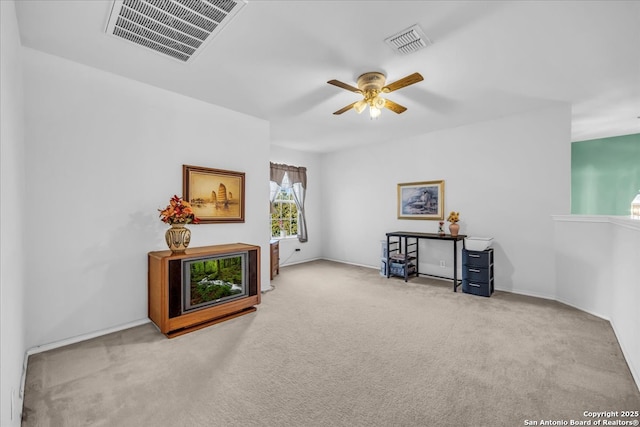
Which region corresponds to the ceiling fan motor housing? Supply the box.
[357,72,386,92]
[357,72,387,106]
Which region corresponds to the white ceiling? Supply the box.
[13,0,640,153]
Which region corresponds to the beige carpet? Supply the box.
[22,260,640,427]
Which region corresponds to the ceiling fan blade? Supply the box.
[333,102,358,115]
[381,72,424,93]
[384,99,407,114]
[327,79,362,94]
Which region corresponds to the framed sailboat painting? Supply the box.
[183,165,245,223]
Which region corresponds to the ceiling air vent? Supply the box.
[105,0,246,63]
[385,24,431,55]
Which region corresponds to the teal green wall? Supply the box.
[572,133,640,215]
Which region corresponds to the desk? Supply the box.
[386,231,467,291]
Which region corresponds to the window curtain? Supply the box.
[270,162,308,242]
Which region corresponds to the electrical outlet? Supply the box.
[439,260,446,268]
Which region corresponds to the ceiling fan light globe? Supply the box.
[373,96,386,109]
[369,106,381,119]
[354,100,367,114]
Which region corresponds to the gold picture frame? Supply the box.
[397,180,445,220]
[183,165,245,223]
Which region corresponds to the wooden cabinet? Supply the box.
[148,243,260,338]
[270,239,279,279]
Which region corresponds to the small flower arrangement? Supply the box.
[159,195,200,225]
[447,211,460,223]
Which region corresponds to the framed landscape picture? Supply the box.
[183,165,245,223]
[397,180,444,220]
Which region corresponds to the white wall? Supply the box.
[554,216,613,318]
[1,2,27,425]
[269,145,323,268]
[553,216,640,389]
[321,104,571,298]
[21,48,271,350]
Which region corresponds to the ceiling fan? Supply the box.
[327,72,423,119]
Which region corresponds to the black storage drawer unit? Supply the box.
[464,266,492,283]
[463,250,492,267]
[462,248,494,297]
[462,280,492,297]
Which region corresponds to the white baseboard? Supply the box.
[318,257,377,270]
[25,318,151,357]
[280,256,322,267]
[609,320,640,393]
[552,295,610,322]
[19,318,151,421]
[501,287,557,303]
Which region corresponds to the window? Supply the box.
[271,186,298,238]
[269,162,308,242]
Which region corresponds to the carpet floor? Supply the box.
[22,260,640,426]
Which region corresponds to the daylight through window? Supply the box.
[271,174,298,238]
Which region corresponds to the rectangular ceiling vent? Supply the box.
[105,0,246,63]
[385,24,431,55]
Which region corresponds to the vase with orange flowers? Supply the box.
[159,195,200,253]
[447,211,460,237]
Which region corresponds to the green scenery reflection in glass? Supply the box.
[187,255,244,309]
